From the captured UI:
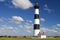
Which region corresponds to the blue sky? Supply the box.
[0,0,60,36]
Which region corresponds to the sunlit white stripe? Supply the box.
[34,19,39,24]
[35,9,39,14]
[34,29,40,36]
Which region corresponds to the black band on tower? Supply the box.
[34,2,39,9]
[34,5,39,9]
[34,24,40,29]
[34,14,39,19]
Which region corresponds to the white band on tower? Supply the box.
[35,9,39,14]
[34,29,40,36]
[34,19,39,24]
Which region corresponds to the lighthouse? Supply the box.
[34,0,40,37]
[33,0,46,38]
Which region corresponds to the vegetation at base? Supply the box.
[0,38,60,40]
[0,36,60,40]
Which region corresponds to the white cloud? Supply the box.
[1,16,60,36]
[44,4,54,13]
[24,23,33,30]
[19,22,33,33]
[40,18,45,22]
[0,0,5,2]
[19,25,24,29]
[41,27,54,32]
[0,25,22,35]
[40,23,60,36]
[0,18,3,22]
[9,16,24,24]
[0,18,33,36]
[0,25,14,33]
[26,20,32,23]
[24,25,31,30]
[12,0,33,9]
[57,24,60,27]
[24,23,33,34]
[1,25,13,30]
[40,27,58,36]
[52,24,60,30]
[12,16,24,21]
[27,30,31,33]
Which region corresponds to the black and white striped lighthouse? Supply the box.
[34,0,40,37]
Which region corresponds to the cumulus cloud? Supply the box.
[57,24,60,27]
[9,16,24,24]
[40,18,45,22]
[1,16,60,36]
[40,23,60,36]
[24,23,33,34]
[0,17,33,35]
[0,25,14,33]
[0,16,24,24]
[12,0,33,9]
[0,18,3,22]
[44,4,54,13]
[1,25,13,30]
[24,23,33,30]
[41,27,57,33]
[26,20,32,23]
[0,0,5,2]
[0,24,23,36]
[19,25,24,29]
[12,16,24,21]
[24,25,31,30]
[40,27,58,36]
[18,21,33,33]
[27,30,31,33]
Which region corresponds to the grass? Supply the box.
[0,37,60,40]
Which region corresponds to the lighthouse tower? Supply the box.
[34,0,40,37]
[33,0,46,38]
